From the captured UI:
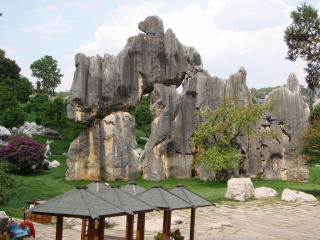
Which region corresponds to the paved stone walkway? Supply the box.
[29,200,320,240]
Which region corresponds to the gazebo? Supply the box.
[27,186,131,240]
[87,185,157,240]
[170,185,214,240]
[136,186,192,240]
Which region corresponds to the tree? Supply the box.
[0,49,33,103]
[30,55,63,95]
[284,3,320,89]
[0,49,21,80]
[191,98,269,174]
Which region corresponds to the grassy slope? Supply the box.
[1,136,320,218]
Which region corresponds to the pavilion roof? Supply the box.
[86,182,110,193]
[169,185,213,208]
[136,186,192,210]
[88,186,156,213]
[28,187,131,219]
[120,182,146,195]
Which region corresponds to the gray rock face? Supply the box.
[66,111,139,180]
[0,126,11,139]
[141,68,252,180]
[14,122,61,138]
[67,15,309,182]
[67,16,201,124]
[245,73,309,181]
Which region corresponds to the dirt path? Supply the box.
[29,200,320,240]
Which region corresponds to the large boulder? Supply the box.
[281,188,317,202]
[253,187,277,199]
[0,126,11,139]
[66,111,139,180]
[15,122,61,138]
[225,178,254,201]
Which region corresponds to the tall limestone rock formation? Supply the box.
[66,16,201,180]
[141,67,252,180]
[257,73,309,180]
[67,15,309,181]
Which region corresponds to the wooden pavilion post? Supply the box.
[125,214,134,240]
[162,210,169,240]
[136,212,145,240]
[87,218,95,240]
[98,217,105,240]
[81,217,87,240]
[56,216,63,240]
[190,208,196,240]
[167,211,171,234]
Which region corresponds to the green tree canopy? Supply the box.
[30,55,63,95]
[284,3,320,89]
[0,49,21,80]
[192,98,269,174]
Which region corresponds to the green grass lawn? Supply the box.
[1,136,320,218]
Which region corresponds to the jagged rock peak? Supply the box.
[286,73,300,93]
[138,16,164,35]
[67,15,202,124]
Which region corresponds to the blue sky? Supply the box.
[1,0,320,91]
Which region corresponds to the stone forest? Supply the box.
[66,16,309,182]
[1,3,320,239]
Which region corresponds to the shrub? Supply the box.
[301,119,320,165]
[0,137,45,173]
[0,162,24,205]
[0,106,25,128]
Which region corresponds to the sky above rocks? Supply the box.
[1,0,320,91]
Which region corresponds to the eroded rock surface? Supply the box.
[249,73,309,181]
[66,111,139,180]
[67,16,201,124]
[141,68,252,180]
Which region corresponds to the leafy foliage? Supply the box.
[30,55,63,95]
[0,137,45,173]
[0,49,20,80]
[0,162,24,205]
[284,3,320,89]
[192,98,268,173]
[130,95,151,137]
[301,119,320,166]
[310,104,320,120]
[0,106,25,128]
[28,94,85,141]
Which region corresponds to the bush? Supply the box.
[0,106,25,128]
[301,119,320,165]
[0,162,24,205]
[0,137,45,173]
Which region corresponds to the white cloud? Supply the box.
[64,0,310,91]
[32,4,57,14]
[22,16,72,40]
[58,0,104,14]
[78,2,163,56]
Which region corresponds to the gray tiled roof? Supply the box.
[86,182,110,193]
[28,188,131,219]
[121,182,146,195]
[169,185,213,208]
[136,186,192,210]
[88,186,156,213]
